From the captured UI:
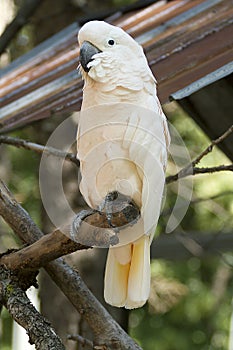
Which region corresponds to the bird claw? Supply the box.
[98,191,119,228]
[70,209,94,241]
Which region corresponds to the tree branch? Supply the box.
[0,180,142,350]
[1,125,232,185]
[0,227,87,270]
[0,192,139,270]
[0,266,65,350]
[67,334,93,348]
[166,124,233,184]
[0,179,43,244]
[192,164,233,174]
[191,125,233,167]
[46,259,142,349]
[0,204,139,271]
[166,164,233,183]
[0,0,44,55]
[0,135,79,166]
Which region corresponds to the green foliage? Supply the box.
[6,128,41,227]
[130,259,232,350]
[130,103,233,350]
[0,308,12,350]
[163,102,233,233]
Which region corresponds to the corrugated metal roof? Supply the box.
[171,62,233,99]
[0,0,232,145]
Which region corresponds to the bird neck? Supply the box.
[81,77,156,110]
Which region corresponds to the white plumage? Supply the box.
[77,21,170,308]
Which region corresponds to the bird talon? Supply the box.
[98,191,120,228]
[70,209,93,240]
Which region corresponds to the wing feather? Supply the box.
[123,104,168,238]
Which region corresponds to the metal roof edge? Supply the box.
[0,70,80,121]
[0,23,79,76]
[0,0,159,76]
[170,61,233,101]
[137,0,223,44]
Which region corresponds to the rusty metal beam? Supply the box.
[0,0,232,133]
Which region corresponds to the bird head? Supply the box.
[78,20,148,85]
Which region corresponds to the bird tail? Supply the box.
[104,235,150,309]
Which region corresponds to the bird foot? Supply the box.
[98,191,120,230]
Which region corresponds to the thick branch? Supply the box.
[0,266,65,350]
[1,179,233,271]
[0,180,142,350]
[0,0,43,55]
[46,259,141,349]
[0,194,139,270]
[0,179,43,244]
[0,228,87,270]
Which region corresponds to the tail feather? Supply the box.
[126,235,150,309]
[104,235,150,309]
[104,247,130,307]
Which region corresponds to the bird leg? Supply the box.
[98,191,140,229]
[98,191,119,229]
[69,193,140,247]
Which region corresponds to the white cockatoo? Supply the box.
[77,21,170,309]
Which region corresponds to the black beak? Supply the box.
[80,41,101,72]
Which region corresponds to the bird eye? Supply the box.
[108,39,115,46]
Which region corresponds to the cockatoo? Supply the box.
[77,21,170,309]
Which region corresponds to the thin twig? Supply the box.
[192,125,233,167]
[193,164,233,174]
[67,334,93,348]
[1,125,232,184]
[0,135,79,166]
[166,124,233,184]
[166,164,233,184]
[1,135,232,184]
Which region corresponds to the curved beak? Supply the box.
[79,41,101,72]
